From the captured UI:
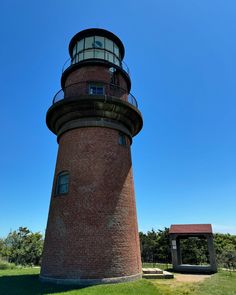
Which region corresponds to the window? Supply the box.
[55,171,69,195]
[118,132,126,146]
[89,84,104,95]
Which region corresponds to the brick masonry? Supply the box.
[40,127,142,280]
[64,65,128,91]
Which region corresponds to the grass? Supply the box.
[0,268,236,294]
[194,271,236,295]
[0,268,158,295]
[150,270,236,295]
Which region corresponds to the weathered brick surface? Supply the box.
[65,65,128,90]
[64,65,129,102]
[41,127,141,279]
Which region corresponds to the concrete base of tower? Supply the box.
[39,272,142,285]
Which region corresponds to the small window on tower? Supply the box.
[89,84,104,95]
[55,171,69,195]
[118,132,126,146]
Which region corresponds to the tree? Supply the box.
[155,228,171,263]
[180,237,209,265]
[1,227,44,266]
[0,238,4,259]
[140,229,157,263]
[139,228,171,264]
[218,246,236,272]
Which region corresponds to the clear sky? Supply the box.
[0,0,235,237]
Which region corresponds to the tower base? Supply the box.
[39,273,142,285]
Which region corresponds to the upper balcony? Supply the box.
[52,81,138,108]
[62,49,130,75]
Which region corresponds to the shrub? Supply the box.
[1,227,44,266]
[0,259,16,270]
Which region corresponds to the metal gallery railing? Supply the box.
[52,81,138,108]
[62,48,130,75]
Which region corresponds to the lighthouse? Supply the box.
[40,28,143,285]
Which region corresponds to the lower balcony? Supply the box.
[53,81,138,108]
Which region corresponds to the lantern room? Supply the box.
[68,28,125,68]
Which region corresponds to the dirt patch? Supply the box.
[174,273,211,282]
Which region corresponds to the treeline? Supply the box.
[139,228,236,269]
[0,226,236,269]
[140,228,172,263]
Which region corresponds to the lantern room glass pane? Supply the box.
[94,49,104,59]
[114,56,120,66]
[105,52,114,63]
[85,36,94,49]
[78,52,83,61]
[73,45,77,57]
[84,49,94,60]
[105,38,113,53]
[77,39,84,52]
[94,36,104,48]
[71,57,76,64]
[114,44,119,57]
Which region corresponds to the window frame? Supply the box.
[89,83,104,95]
[55,171,69,196]
[118,132,127,146]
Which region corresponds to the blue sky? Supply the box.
[0,0,235,237]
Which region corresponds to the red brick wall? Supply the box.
[41,127,141,279]
[63,65,129,102]
[65,65,128,90]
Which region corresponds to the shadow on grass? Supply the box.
[0,274,88,295]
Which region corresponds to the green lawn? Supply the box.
[0,268,158,295]
[194,271,236,295]
[0,268,235,295]
[151,271,236,295]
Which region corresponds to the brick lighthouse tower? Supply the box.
[40,28,143,285]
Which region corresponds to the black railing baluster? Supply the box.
[52,81,138,108]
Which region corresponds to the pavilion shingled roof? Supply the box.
[169,224,213,234]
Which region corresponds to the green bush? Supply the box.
[0,259,16,270]
[1,227,44,266]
